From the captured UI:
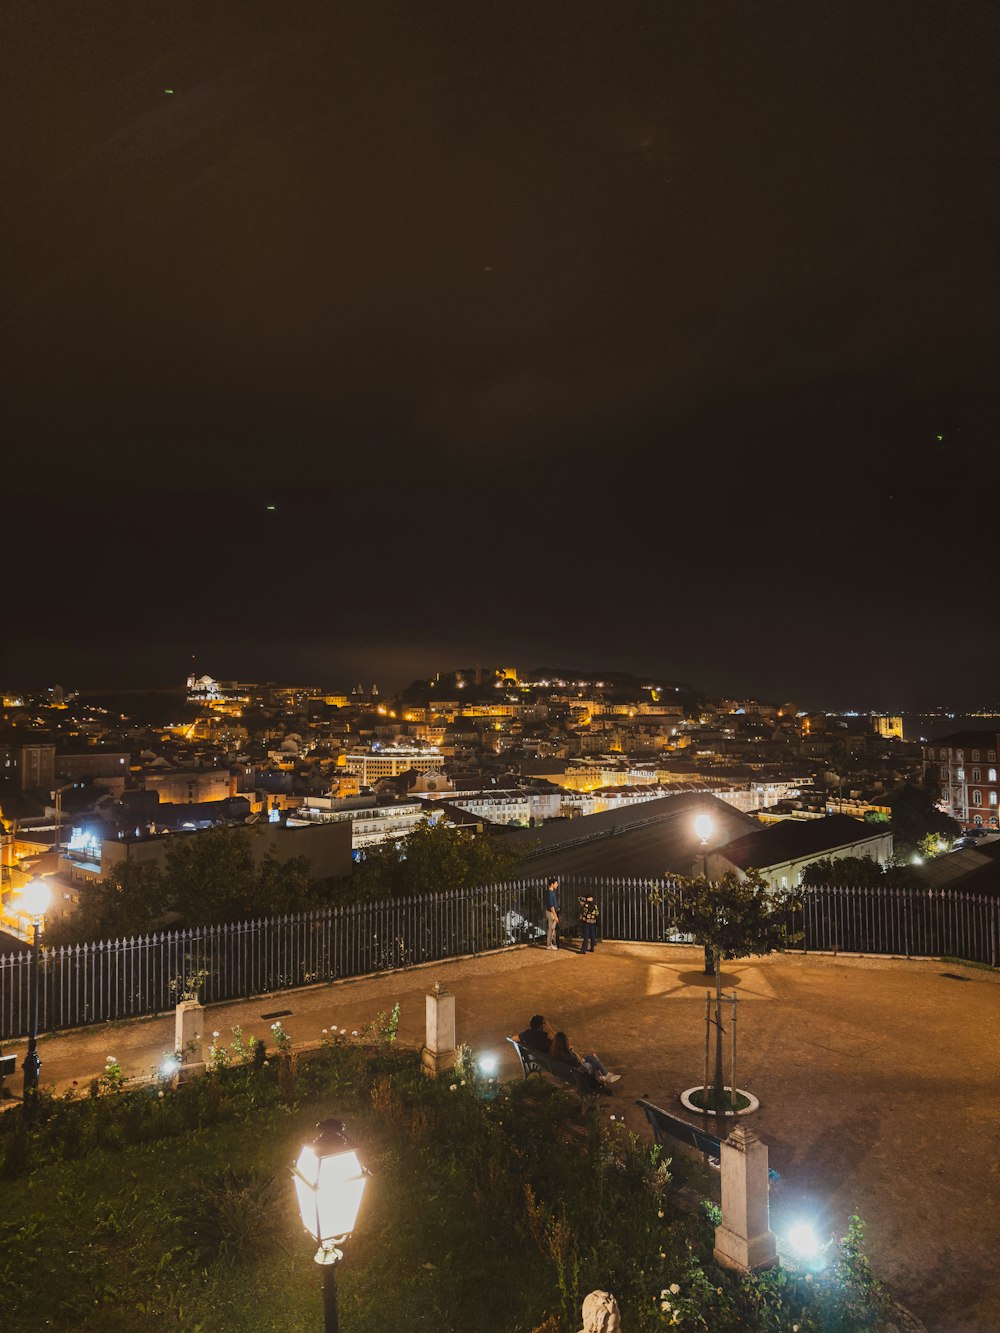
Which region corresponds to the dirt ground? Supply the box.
[6,941,999,1332]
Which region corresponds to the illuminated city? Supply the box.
[2,3,998,1330]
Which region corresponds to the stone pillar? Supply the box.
[713,1124,778,1272]
[175,999,206,1082]
[421,984,457,1077]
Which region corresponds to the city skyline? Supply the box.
[3,4,998,713]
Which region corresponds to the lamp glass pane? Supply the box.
[316,1173,366,1241]
[294,1145,367,1242]
[317,1149,366,1240]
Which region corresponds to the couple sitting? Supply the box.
[517,1014,621,1090]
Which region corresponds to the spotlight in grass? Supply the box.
[477,1054,498,1078]
[159,1055,180,1079]
[787,1222,822,1260]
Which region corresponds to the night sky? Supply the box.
[3,2,998,709]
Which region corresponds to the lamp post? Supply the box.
[292,1119,368,1333]
[18,878,51,1105]
[693,813,728,1115]
[694,812,714,975]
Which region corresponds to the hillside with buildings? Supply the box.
[2,666,988,941]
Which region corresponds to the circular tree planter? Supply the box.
[681,1086,759,1117]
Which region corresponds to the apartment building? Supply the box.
[922,731,1000,830]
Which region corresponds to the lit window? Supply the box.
[991,792,998,806]
[958,768,965,781]
[990,769,998,783]
[974,813,983,825]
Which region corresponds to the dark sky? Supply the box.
[3,1,998,710]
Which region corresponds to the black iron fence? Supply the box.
[1,876,997,1041]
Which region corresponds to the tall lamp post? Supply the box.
[693,813,728,1115]
[292,1119,368,1333]
[19,878,51,1104]
[694,812,714,975]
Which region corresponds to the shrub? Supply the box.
[174,1169,288,1267]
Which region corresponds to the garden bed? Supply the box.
[0,1023,894,1331]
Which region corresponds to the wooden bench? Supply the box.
[506,1036,608,1106]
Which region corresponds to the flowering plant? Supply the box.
[99,1054,127,1093]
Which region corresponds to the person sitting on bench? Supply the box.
[550,1030,621,1088]
[517,1013,555,1055]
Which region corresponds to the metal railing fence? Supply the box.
[1,877,996,1041]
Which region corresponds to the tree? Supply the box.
[161,827,316,924]
[887,782,960,856]
[48,827,321,943]
[46,860,166,945]
[802,855,883,888]
[350,819,524,901]
[801,854,916,889]
[662,869,801,1115]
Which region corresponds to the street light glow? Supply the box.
[18,879,51,920]
[694,813,714,844]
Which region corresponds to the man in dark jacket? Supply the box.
[579,893,599,953]
[517,1014,554,1055]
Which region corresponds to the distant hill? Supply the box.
[77,688,191,727]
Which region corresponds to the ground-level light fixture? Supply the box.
[159,1054,180,1079]
[784,1220,832,1271]
[787,1222,821,1258]
[292,1119,368,1333]
[477,1053,498,1078]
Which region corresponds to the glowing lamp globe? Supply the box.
[292,1120,367,1257]
[693,813,714,844]
[19,880,51,920]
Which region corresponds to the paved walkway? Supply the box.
[4,941,998,1333]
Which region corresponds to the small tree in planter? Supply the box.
[663,868,801,1116]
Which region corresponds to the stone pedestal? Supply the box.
[713,1124,778,1273]
[175,999,206,1082]
[421,985,457,1077]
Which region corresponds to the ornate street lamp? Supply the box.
[18,878,51,1104]
[693,812,729,1115]
[292,1119,368,1333]
[694,812,714,974]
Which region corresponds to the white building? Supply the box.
[342,746,446,786]
[289,799,427,850]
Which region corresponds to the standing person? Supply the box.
[579,892,599,954]
[544,876,560,950]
